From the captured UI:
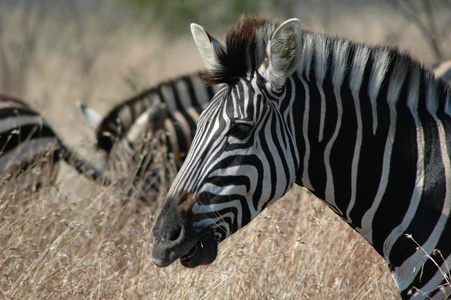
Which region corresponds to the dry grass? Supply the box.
[1,180,399,299]
[1,1,450,299]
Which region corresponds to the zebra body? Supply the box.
[152,17,451,299]
[78,73,222,198]
[0,93,103,190]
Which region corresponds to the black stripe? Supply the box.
[328,45,356,214]
[0,123,56,154]
[171,79,198,138]
[0,107,36,119]
[293,72,307,186]
[349,50,384,228]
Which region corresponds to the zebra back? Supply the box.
[94,72,220,162]
[0,93,105,191]
[0,93,61,189]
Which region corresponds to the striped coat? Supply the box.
[0,93,103,190]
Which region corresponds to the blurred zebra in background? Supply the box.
[77,72,222,200]
[0,93,104,191]
[432,60,451,83]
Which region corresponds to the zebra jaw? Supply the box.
[179,231,218,268]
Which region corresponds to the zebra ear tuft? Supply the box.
[191,23,222,72]
[259,18,303,90]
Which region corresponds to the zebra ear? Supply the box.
[191,23,222,72]
[76,101,103,130]
[259,18,303,90]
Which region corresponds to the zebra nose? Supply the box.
[152,197,189,267]
[152,196,187,246]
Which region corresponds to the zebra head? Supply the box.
[152,17,303,268]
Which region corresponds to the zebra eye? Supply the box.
[229,122,254,139]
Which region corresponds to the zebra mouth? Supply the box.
[180,230,218,268]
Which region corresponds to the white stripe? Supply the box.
[174,79,192,108]
[173,111,193,142]
[297,33,315,191]
[160,84,177,112]
[323,39,348,216]
[284,77,301,170]
[262,117,288,210]
[317,82,326,143]
[194,210,237,237]
[193,200,243,230]
[345,46,370,223]
[383,68,423,262]
[324,80,344,216]
[186,107,201,124]
[314,36,328,143]
[299,72,314,191]
[360,56,406,242]
[368,49,391,135]
[0,115,46,132]
[164,118,179,159]
[0,137,59,173]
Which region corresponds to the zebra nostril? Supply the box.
[168,225,183,242]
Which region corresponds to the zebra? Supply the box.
[432,60,451,83]
[77,72,222,199]
[0,93,104,190]
[151,16,451,299]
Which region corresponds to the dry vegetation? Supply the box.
[1,1,450,299]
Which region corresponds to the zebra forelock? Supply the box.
[204,16,279,86]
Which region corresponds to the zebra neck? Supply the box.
[292,31,451,258]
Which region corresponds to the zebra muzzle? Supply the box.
[152,196,219,268]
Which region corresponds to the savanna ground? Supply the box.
[1,0,450,299]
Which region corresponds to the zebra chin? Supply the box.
[179,231,218,268]
[152,196,219,268]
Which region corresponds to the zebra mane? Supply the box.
[300,31,451,116]
[204,16,451,116]
[204,16,279,85]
